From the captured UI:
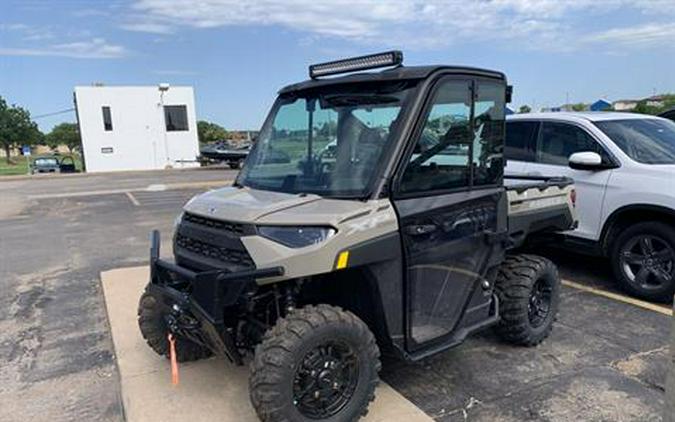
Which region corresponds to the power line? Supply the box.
[33,108,75,119]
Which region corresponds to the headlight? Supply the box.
[173,211,185,230]
[258,226,336,248]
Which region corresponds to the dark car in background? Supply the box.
[199,141,251,169]
[30,156,61,174]
[30,155,79,174]
[660,108,675,122]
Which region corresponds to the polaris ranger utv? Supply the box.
[138,51,577,422]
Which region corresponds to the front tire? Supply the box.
[494,254,560,346]
[610,221,675,302]
[250,305,380,422]
[137,288,212,362]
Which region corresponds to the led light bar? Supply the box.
[309,51,403,79]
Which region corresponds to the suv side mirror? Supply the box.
[568,151,603,170]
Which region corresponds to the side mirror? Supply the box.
[568,151,603,170]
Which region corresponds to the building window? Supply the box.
[164,105,189,131]
[102,106,113,131]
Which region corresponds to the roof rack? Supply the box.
[309,51,403,79]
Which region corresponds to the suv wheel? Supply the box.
[250,305,380,422]
[610,222,675,302]
[494,254,560,346]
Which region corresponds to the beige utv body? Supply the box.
[140,51,578,422]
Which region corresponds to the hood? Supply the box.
[184,186,379,226]
[184,187,323,222]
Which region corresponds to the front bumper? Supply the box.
[148,230,283,364]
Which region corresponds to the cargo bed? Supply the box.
[505,175,577,248]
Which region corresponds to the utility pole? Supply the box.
[158,83,171,168]
[565,92,570,111]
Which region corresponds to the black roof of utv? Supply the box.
[279,65,507,94]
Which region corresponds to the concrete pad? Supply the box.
[101,266,432,422]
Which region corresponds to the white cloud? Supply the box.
[152,69,198,75]
[120,21,174,34]
[586,23,675,47]
[0,22,54,41]
[0,38,128,59]
[122,0,675,51]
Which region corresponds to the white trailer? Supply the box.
[74,85,200,172]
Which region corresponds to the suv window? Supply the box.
[399,80,471,193]
[537,122,610,166]
[505,121,538,161]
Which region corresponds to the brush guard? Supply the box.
[147,230,284,365]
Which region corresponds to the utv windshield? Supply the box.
[237,81,418,197]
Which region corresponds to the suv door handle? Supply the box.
[405,224,438,236]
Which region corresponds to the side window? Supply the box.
[473,81,505,186]
[399,80,471,194]
[102,106,113,131]
[505,121,538,161]
[164,105,189,131]
[537,122,609,165]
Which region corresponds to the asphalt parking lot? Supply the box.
[0,168,671,422]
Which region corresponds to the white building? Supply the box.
[613,99,638,111]
[74,85,200,172]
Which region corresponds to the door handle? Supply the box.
[405,224,438,236]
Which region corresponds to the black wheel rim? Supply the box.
[620,235,674,291]
[528,278,553,328]
[292,340,359,419]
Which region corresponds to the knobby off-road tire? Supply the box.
[495,254,560,347]
[137,288,212,362]
[250,304,381,422]
[610,221,675,303]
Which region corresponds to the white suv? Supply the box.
[506,112,675,301]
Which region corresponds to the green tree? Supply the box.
[633,94,675,115]
[46,123,81,153]
[633,101,663,116]
[518,105,532,114]
[571,103,587,112]
[0,96,42,164]
[197,120,228,144]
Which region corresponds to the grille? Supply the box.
[183,212,245,235]
[175,233,254,268]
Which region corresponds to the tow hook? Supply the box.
[165,303,200,335]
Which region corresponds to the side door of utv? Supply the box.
[392,75,508,356]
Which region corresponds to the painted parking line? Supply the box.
[27,179,233,200]
[125,191,141,206]
[562,279,673,316]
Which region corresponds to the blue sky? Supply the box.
[1,0,674,132]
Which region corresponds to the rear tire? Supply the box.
[610,221,675,302]
[494,254,560,346]
[137,288,212,362]
[250,304,380,422]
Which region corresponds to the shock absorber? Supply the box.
[283,284,296,313]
